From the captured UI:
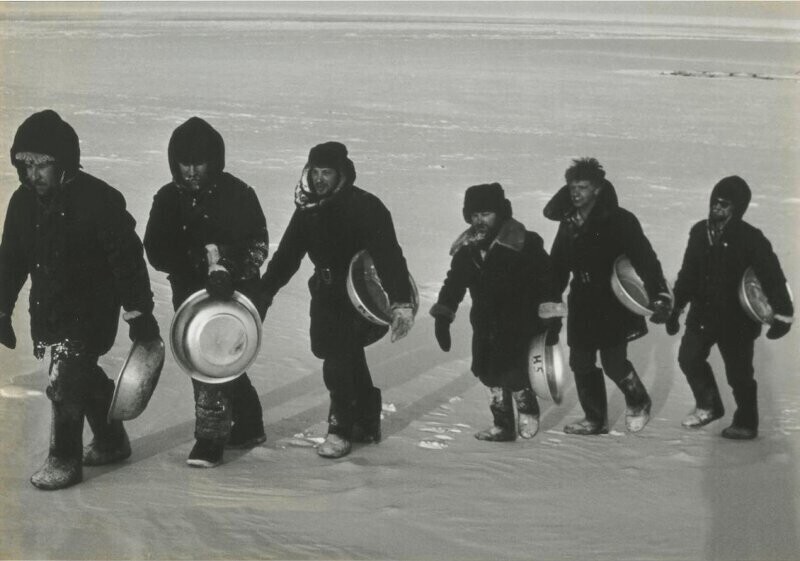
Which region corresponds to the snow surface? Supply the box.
[1,4,799,560]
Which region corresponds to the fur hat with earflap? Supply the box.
[462,182,513,223]
[306,141,356,185]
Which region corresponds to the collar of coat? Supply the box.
[449,217,526,256]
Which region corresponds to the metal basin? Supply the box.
[170,290,262,384]
[610,255,673,317]
[739,266,776,324]
[527,329,565,404]
[108,337,165,421]
[347,249,419,326]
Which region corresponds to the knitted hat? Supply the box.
[710,175,751,218]
[10,110,81,178]
[462,183,512,223]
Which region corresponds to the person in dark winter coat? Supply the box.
[260,141,415,459]
[666,175,793,440]
[544,157,672,435]
[430,183,559,441]
[144,117,270,467]
[0,110,160,490]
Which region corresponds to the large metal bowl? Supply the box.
[108,337,165,421]
[739,267,776,325]
[527,330,565,404]
[610,255,674,317]
[347,249,419,326]
[170,290,262,384]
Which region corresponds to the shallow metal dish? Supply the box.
[108,337,165,421]
[170,290,262,384]
[528,329,565,404]
[610,255,675,317]
[739,266,776,325]
[347,249,419,326]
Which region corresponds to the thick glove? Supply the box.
[390,305,415,342]
[127,312,161,343]
[649,295,673,324]
[434,316,452,352]
[543,317,562,346]
[0,314,16,349]
[665,308,682,336]
[206,267,234,300]
[766,318,791,340]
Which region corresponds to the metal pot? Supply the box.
[108,337,165,421]
[170,290,262,384]
[610,255,673,317]
[527,330,565,404]
[346,249,419,326]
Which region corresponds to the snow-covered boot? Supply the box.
[475,387,516,442]
[721,424,757,440]
[513,387,540,439]
[352,387,382,444]
[31,402,84,490]
[83,377,131,466]
[682,407,724,428]
[226,373,266,449]
[615,368,652,433]
[564,368,608,435]
[189,383,231,467]
[317,433,352,458]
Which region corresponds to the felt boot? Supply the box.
[83,378,131,466]
[564,368,608,435]
[352,387,382,444]
[31,402,84,490]
[615,368,652,433]
[475,387,516,442]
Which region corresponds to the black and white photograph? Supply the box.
[0,2,798,559]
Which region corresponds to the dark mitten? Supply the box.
[766,319,791,340]
[543,317,562,346]
[665,309,682,336]
[649,295,672,324]
[0,314,16,349]
[127,313,161,343]
[206,268,234,300]
[434,317,451,352]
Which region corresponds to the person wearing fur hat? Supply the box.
[666,175,793,440]
[430,183,559,441]
[144,117,270,467]
[0,110,159,490]
[543,157,672,435]
[259,141,415,459]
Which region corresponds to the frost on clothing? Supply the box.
[434,218,556,390]
[544,180,670,349]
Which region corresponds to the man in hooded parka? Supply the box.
[666,176,793,440]
[0,110,159,490]
[544,157,672,435]
[259,141,415,459]
[144,117,269,467]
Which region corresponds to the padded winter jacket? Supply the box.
[434,218,555,389]
[260,183,412,359]
[0,173,154,355]
[143,117,269,312]
[544,181,669,349]
[673,218,793,338]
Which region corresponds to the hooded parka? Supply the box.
[143,117,269,310]
[0,110,154,357]
[673,177,793,337]
[544,180,669,349]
